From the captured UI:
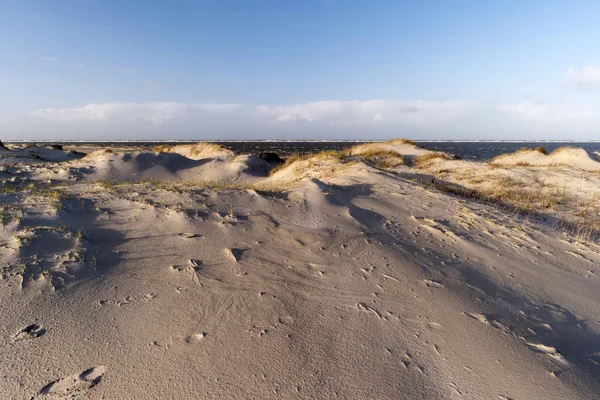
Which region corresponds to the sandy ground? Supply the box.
[1,141,600,399]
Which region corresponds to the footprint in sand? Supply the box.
[423,279,444,288]
[189,259,203,271]
[465,313,512,335]
[526,342,569,365]
[14,324,46,342]
[225,248,246,262]
[466,312,489,324]
[357,302,383,319]
[178,232,200,239]
[170,259,202,273]
[308,263,327,276]
[37,366,106,399]
[186,332,207,343]
[427,322,442,330]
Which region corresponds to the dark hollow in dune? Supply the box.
[258,152,284,164]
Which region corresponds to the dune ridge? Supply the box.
[153,142,235,161]
[490,146,600,171]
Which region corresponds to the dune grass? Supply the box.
[269,141,411,177]
[423,176,567,211]
[413,152,450,167]
[153,142,231,159]
[532,146,547,155]
[268,150,347,176]
[95,178,283,196]
[549,146,577,155]
[394,138,418,146]
[354,149,404,169]
[152,144,172,153]
[415,173,599,242]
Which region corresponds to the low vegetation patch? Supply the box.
[153,142,233,160]
[153,144,172,153]
[569,197,600,242]
[95,178,281,196]
[412,174,599,242]
[395,138,418,146]
[0,204,22,226]
[357,149,404,169]
[0,182,72,208]
[485,180,567,210]
[268,150,346,176]
[549,146,576,155]
[440,175,567,210]
[413,152,450,167]
[512,146,548,155]
[188,143,229,157]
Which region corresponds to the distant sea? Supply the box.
[417,141,600,161]
[6,140,600,162]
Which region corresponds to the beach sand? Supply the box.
[1,140,599,399]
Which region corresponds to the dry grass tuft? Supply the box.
[569,197,600,242]
[549,146,576,155]
[414,174,600,242]
[533,146,547,155]
[514,146,547,155]
[357,149,404,169]
[484,177,567,209]
[420,175,568,212]
[153,142,232,159]
[268,150,346,176]
[395,138,418,146]
[269,146,404,176]
[188,143,229,157]
[153,144,172,153]
[413,152,450,167]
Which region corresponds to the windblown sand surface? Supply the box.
[1,140,600,399]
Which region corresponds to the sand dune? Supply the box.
[153,142,235,161]
[490,146,600,171]
[1,140,600,399]
[346,138,435,165]
[62,150,272,184]
[0,144,84,166]
[410,144,600,241]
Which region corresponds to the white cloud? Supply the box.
[32,100,478,126]
[40,56,58,62]
[256,100,477,126]
[5,99,597,140]
[500,101,592,120]
[31,102,244,124]
[276,113,311,123]
[565,65,600,90]
[32,102,184,123]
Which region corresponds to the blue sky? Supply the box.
[1,0,600,140]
